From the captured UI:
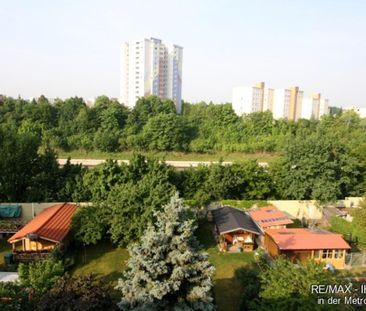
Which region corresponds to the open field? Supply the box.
[57,150,280,164]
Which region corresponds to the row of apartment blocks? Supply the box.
[232,82,329,120]
[120,37,183,113]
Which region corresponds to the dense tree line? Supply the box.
[0,134,365,206]
[0,128,83,202]
[1,94,365,154]
[0,95,365,205]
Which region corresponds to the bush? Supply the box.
[18,259,64,294]
[0,282,34,311]
[329,216,353,238]
[37,273,118,311]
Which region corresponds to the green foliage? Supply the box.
[73,159,130,202]
[329,216,353,237]
[235,268,261,311]
[72,205,106,245]
[0,93,365,204]
[0,129,82,202]
[117,194,216,310]
[18,259,64,294]
[257,258,340,310]
[0,282,34,311]
[176,161,275,205]
[37,273,118,311]
[106,163,175,246]
[273,129,364,202]
[141,113,190,151]
[72,155,176,246]
[220,200,270,209]
[326,197,366,248]
[4,94,364,156]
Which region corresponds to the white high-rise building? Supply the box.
[263,88,274,112]
[232,82,265,116]
[319,98,329,117]
[121,37,183,113]
[232,82,329,120]
[295,90,304,121]
[272,88,291,119]
[300,94,329,120]
[301,98,314,119]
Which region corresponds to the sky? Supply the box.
[0,0,365,107]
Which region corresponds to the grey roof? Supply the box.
[212,206,261,235]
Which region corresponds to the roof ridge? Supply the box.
[34,203,67,235]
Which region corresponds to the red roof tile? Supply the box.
[8,203,77,243]
[249,206,293,228]
[266,228,351,250]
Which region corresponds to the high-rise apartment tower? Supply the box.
[121,37,183,113]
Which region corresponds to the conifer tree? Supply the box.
[116,194,216,311]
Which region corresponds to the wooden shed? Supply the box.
[264,228,351,269]
[8,203,77,253]
[212,206,261,252]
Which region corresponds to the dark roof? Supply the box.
[212,206,261,235]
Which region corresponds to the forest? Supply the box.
[0,94,365,206]
[1,94,361,154]
[0,95,366,311]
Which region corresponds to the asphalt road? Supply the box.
[58,159,269,169]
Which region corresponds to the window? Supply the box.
[334,250,343,259]
[314,250,321,259]
[322,249,333,259]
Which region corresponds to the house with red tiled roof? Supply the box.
[8,203,77,253]
[264,228,351,269]
[249,206,294,232]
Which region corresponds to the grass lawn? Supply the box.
[196,222,257,311]
[0,239,12,270]
[72,242,128,286]
[58,150,280,164]
[71,225,256,311]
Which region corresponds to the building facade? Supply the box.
[232,82,329,120]
[272,88,291,119]
[121,37,183,113]
[232,82,265,116]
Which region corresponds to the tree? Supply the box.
[258,257,341,310]
[107,167,175,246]
[18,259,64,294]
[117,194,215,311]
[142,113,190,151]
[273,130,363,202]
[72,159,130,202]
[37,273,118,311]
[72,205,106,245]
[348,196,366,246]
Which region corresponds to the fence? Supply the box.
[345,251,366,267]
[13,252,51,263]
